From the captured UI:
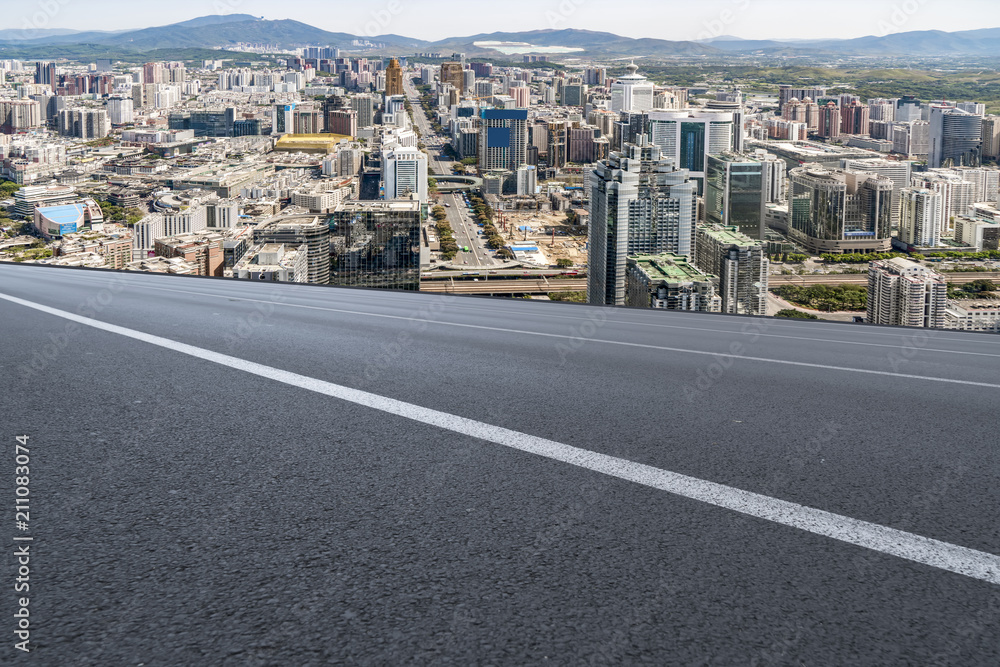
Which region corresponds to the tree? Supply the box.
[556,258,573,268]
[775,309,819,319]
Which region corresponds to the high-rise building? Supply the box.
[788,165,894,254]
[817,102,841,140]
[840,101,870,136]
[779,85,828,113]
[57,109,110,139]
[478,109,528,172]
[329,200,421,291]
[382,145,428,204]
[588,142,698,306]
[694,224,769,316]
[0,100,42,134]
[34,61,56,86]
[647,110,735,192]
[610,63,654,113]
[106,96,134,125]
[509,83,530,109]
[898,187,943,247]
[253,216,331,284]
[704,152,769,240]
[891,120,930,158]
[562,83,587,107]
[929,106,982,168]
[326,109,358,137]
[516,164,537,196]
[625,254,721,311]
[840,158,913,228]
[896,96,922,123]
[980,115,1000,160]
[440,62,465,92]
[867,258,947,328]
[384,58,404,97]
[351,95,376,129]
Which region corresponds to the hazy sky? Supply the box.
[8,0,998,42]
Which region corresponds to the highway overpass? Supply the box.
[1,263,998,664]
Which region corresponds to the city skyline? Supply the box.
[4,0,1000,43]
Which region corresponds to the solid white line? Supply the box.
[2,290,999,586]
[42,280,1000,389]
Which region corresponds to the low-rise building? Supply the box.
[154,231,225,277]
[233,243,308,282]
[625,253,721,312]
[943,303,1000,332]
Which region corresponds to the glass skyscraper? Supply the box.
[328,200,422,291]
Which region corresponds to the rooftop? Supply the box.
[630,253,716,283]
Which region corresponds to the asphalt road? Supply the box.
[444,193,495,269]
[770,271,1000,286]
[2,263,999,665]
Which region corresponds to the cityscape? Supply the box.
[2,2,999,664]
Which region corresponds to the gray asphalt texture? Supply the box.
[1,263,998,666]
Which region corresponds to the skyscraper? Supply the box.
[704,152,769,240]
[440,62,465,92]
[382,145,428,204]
[929,106,982,168]
[384,58,404,97]
[588,142,697,306]
[980,115,1000,160]
[817,102,841,140]
[610,63,654,114]
[867,258,947,328]
[898,188,943,247]
[478,109,528,172]
[647,110,735,193]
[840,101,870,136]
[788,165,894,254]
[695,224,769,316]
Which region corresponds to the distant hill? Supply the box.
[3,16,1000,58]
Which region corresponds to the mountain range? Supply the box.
[2,14,1000,58]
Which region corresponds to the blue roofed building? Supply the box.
[33,199,104,239]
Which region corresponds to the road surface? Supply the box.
[1,263,998,665]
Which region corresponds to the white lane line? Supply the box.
[3,290,999,586]
[36,281,1000,389]
[27,266,999,347]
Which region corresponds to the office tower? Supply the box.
[384,58,403,97]
[646,110,735,193]
[0,100,42,134]
[588,142,698,306]
[329,201,421,291]
[478,109,528,172]
[516,164,537,196]
[568,126,601,164]
[788,165,894,254]
[327,109,357,137]
[840,101,870,136]
[705,152,768,240]
[106,96,134,125]
[695,224,769,315]
[34,61,56,86]
[898,188,943,247]
[957,102,986,116]
[253,217,331,284]
[382,145,428,204]
[929,106,982,168]
[817,102,841,140]
[611,63,654,113]
[562,83,587,107]
[867,258,947,328]
[910,171,977,234]
[440,62,464,92]
[841,158,913,228]
[980,115,1000,160]
[625,254,721,311]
